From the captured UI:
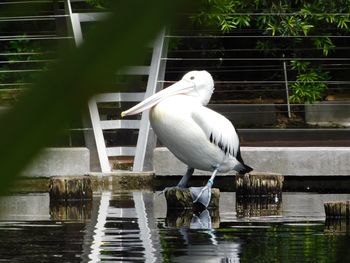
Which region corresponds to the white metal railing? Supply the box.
[66,0,168,172]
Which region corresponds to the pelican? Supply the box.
[121,70,252,207]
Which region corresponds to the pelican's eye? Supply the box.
[190,76,195,80]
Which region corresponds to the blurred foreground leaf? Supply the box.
[0,0,186,193]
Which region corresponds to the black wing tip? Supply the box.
[237,163,253,175]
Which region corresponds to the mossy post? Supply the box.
[49,176,93,220]
[49,176,92,201]
[164,187,220,210]
[324,201,350,233]
[236,196,282,218]
[324,201,350,219]
[235,172,284,197]
[235,172,284,218]
[166,208,220,228]
[165,187,220,228]
[50,201,92,220]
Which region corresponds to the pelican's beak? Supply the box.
[121,79,194,117]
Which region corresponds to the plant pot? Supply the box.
[305,101,350,127]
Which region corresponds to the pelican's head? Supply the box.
[121,70,214,117]
[181,70,214,105]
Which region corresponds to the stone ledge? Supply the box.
[154,147,350,176]
[208,104,276,126]
[22,147,90,177]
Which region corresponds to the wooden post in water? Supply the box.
[49,176,93,201]
[235,172,284,218]
[324,201,350,219]
[325,218,350,234]
[235,172,284,196]
[236,196,282,218]
[164,187,220,210]
[324,201,350,234]
[50,201,92,220]
[49,176,93,220]
[165,188,220,228]
[166,209,220,228]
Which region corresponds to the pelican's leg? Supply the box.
[177,167,194,188]
[159,167,194,195]
[189,166,219,208]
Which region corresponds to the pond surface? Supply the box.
[0,191,349,263]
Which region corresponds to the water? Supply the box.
[0,191,349,262]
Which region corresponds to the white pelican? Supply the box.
[122,70,252,207]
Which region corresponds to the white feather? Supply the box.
[191,106,239,157]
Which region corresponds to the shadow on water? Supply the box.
[0,191,350,262]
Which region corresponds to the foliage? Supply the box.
[289,60,329,103]
[0,0,187,195]
[193,0,350,103]
[0,37,45,86]
[85,0,107,9]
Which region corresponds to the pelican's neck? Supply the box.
[184,87,213,106]
[199,88,213,106]
[192,82,214,106]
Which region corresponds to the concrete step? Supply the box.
[23,147,90,177]
[154,147,350,176]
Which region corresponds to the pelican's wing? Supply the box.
[191,106,239,156]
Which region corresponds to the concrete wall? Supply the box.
[208,104,276,127]
[23,147,90,177]
[154,147,350,176]
[0,193,50,220]
[305,101,350,127]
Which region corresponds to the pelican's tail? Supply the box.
[235,148,253,174]
[235,162,253,175]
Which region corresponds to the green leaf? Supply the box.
[337,16,350,29]
[266,23,277,35]
[290,60,310,72]
[235,15,251,27]
[301,24,314,36]
[325,15,336,24]
[313,37,335,56]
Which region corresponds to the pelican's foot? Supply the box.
[190,209,211,229]
[189,185,212,208]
